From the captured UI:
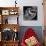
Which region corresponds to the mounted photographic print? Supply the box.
[2,10,9,15]
[23,6,37,20]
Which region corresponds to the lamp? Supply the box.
[13,28,18,41]
[15,0,17,7]
[14,28,17,32]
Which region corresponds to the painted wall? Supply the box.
[18,0,44,26]
[0,0,44,26]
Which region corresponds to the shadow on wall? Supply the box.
[18,26,43,44]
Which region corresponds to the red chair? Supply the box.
[21,28,41,46]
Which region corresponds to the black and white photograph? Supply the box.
[23,6,37,20]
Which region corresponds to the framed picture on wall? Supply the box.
[23,6,37,20]
[2,16,18,24]
[2,10,9,15]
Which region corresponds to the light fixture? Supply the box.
[15,0,17,7]
[14,28,17,32]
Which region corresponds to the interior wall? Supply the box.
[0,0,44,26]
[18,0,44,26]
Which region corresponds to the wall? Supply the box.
[0,0,44,26]
[18,0,44,26]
